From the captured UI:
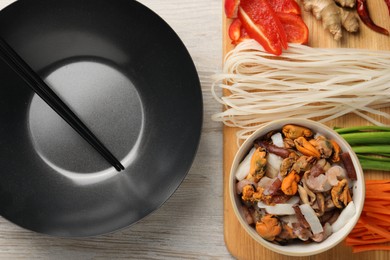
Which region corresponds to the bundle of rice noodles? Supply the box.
[211,40,390,140]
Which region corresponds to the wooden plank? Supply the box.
[223,1,390,259]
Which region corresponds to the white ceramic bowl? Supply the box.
[229,118,365,256]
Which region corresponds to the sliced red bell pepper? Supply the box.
[225,0,241,18]
[229,18,242,42]
[238,0,287,55]
[237,28,250,43]
[268,0,301,15]
[277,12,308,44]
[229,19,250,44]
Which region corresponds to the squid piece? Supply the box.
[320,209,340,225]
[298,185,310,204]
[266,193,293,205]
[261,177,282,196]
[311,222,332,242]
[256,140,290,158]
[292,205,311,229]
[340,152,357,180]
[278,223,298,240]
[292,224,312,241]
[332,201,356,232]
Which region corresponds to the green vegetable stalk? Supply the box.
[335,126,390,172]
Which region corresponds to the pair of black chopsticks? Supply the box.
[0,36,125,172]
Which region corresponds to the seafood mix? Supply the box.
[235,124,358,245]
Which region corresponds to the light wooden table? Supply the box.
[0,0,230,259]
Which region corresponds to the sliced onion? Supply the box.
[271,132,284,148]
[332,201,356,233]
[286,195,300,204]
[299,204,324,234]
[235,147,255,181]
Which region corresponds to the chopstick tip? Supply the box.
[114,162,125,172]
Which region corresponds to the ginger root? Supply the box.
[334,0,356,8]
[302,0,359,40]
[303,0,343,40]
[340,7,359,33]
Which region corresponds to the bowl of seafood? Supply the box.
[229,118,365,256]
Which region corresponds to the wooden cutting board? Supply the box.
[222,1,390,259]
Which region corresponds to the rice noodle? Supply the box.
[211,40,390,140]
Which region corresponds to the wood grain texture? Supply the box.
[0,0,232,259]
[223,1,390,260]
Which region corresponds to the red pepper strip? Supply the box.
[229,19,250,44]
[231,13,308,45]
[277,12,308,44]
[229,18,242,42]
[238,27,250,43]
[385,0,390,15]
[225,0,241,18]
[268,0,301,15]
[238,0,287,55]
[357,0,389,35]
